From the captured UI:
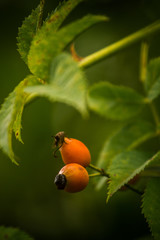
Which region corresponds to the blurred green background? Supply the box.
[0,0,160,239]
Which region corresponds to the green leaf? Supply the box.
[87,82,146,120]
[44,0,83,32]
[0,75,40,164]
[0,91,17,164]
[0,226,34,240]
[12,75,40,143]
[28,13,108,80]
[97,120,156,170]
[148,78,160,101]
[145,57,160,91]
[17,5,41,64]
[107,151,160,201]
[25,53,88,116]
[96,120,156,190]
[145,57,160,101]
[142,178,160,240]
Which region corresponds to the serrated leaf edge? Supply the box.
[107,151,160,202]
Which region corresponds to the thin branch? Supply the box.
[89,173,102,177]
[139,41,160,127]
[124,183,143,195]
[88,163,109,177]
[79,20,160,69]
[88,164,142,196]
[139,41,149,83]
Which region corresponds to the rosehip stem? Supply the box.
[89,173,102,177]
[79,20,160,69]
[88,164,109,177]
[124,184,143,195]
[88,164,143,195]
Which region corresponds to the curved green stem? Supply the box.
[79,20,160,69]
[25,79,45,105]
[139,41,160,128]
[25,93,38,105]
[88,163,109,177]
[139,41,149,83]
[89,173,102,177]
[88,163,103,173]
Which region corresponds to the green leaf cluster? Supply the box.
[0,0,107,164]
[28,13,107,80]
[97,120,156,170]
[26,53,88,116]
[91,56,160,239]
[107,151,160,200]
[1,1,160,239]
[87,82,146,120]
[0,75,40,164]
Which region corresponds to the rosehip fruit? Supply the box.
[54,131,91,167]
[54,163,89,193]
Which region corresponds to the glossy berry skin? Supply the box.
[54,132,91,167]
[54,163,89,193]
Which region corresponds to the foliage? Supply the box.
[145,57,160,101]
[0,75,40,164]
[87,82,146,120]
[107,151,160,201]
[0,0,106,164]
[142,178,160,240]
[97,120,156,170]
[25,53,88,116]
[28,14,108,80]
[0,0,160,239]
[17,5,41,64]
[0,226,34,240]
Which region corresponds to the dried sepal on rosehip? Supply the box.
[54,131,91,167]
[54,163,89,193]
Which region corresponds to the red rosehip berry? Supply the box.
[54,163,89,193]
[54,131,91,167]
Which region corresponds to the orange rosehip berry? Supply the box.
[54,131,91,167]
[54,163,89,193]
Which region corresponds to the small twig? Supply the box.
[139,41,160,128]
[88,163,142,195]
[139,40,149,83]
[79,20,160,69]
[88,163,109,177]
[124,183,143,195]
[89,173,102,177]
